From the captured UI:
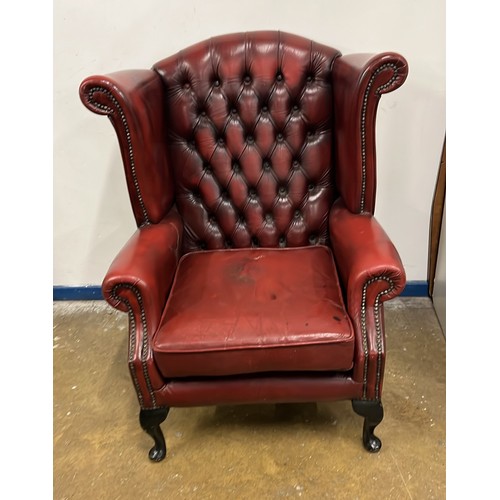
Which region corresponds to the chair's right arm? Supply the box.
[102,210,183,408]
[79,70,174,227]
[80,69,181,408]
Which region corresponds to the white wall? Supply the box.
[54,0,445,285]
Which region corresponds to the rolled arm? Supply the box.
[79,70,174,227]
[329,199,406,306]
[103,210,183,332]
[332,52,408,214]
[329,199,406,398]
[102,210,183,407]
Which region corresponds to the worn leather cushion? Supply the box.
[153,245,354,377]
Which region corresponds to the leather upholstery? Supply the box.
[153,32,341,252]
[153,246,354,377]
[329,198,406,399]
[80,70,175,226]
[332,53,408,214]
[80,31,408,417]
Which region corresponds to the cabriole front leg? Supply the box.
[352,400,384,452]
[139,407,170,462]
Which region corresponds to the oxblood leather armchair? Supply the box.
[80,31,408,462]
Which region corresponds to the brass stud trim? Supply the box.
[87,87,149,224]
[360,63,399,212]
[111,284,157,409]
[360,276,395,399]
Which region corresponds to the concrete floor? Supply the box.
[54,297,445,499]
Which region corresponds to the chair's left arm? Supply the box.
[329,199,406,400]
[102,210,183,408]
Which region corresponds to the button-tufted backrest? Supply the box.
[153,31,341,252]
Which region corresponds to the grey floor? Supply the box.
[53,297,445,499]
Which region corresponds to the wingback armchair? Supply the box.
[80,31,408,462]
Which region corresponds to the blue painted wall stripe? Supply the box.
[53,286,103,301]
[53,281,428,301]
[399,281,428,297]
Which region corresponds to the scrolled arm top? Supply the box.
[80,70,175,227]
[332,52,409,215]
[80,69,163,116]
[103,210,183,333]
[329,199,406,309]
[344,52,409,96]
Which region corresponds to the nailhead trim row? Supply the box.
[87,87,150,225]
[360,63,399,212]
[111,284,157,409]
[360,275,395,399]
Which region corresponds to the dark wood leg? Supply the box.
[139,407,170,462]
[351,400,384,453]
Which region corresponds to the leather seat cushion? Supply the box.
[153,246,355,377]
